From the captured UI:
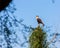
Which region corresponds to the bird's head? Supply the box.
[36,16,39,19]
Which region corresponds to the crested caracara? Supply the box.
[36,16,44,26]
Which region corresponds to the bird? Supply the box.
[36,16,44,26]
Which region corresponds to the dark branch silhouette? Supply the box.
[0,0,12,11]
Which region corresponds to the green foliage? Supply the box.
[29,26,48,48]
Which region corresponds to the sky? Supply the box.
[13,0,60,48]
[14,0,60,30]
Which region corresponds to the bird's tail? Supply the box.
[42,22,44,26]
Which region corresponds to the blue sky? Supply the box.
[14,0,60,28]
[14,0,60,48]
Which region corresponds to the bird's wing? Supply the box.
[37,18,42,23]
[37,18,44,26]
